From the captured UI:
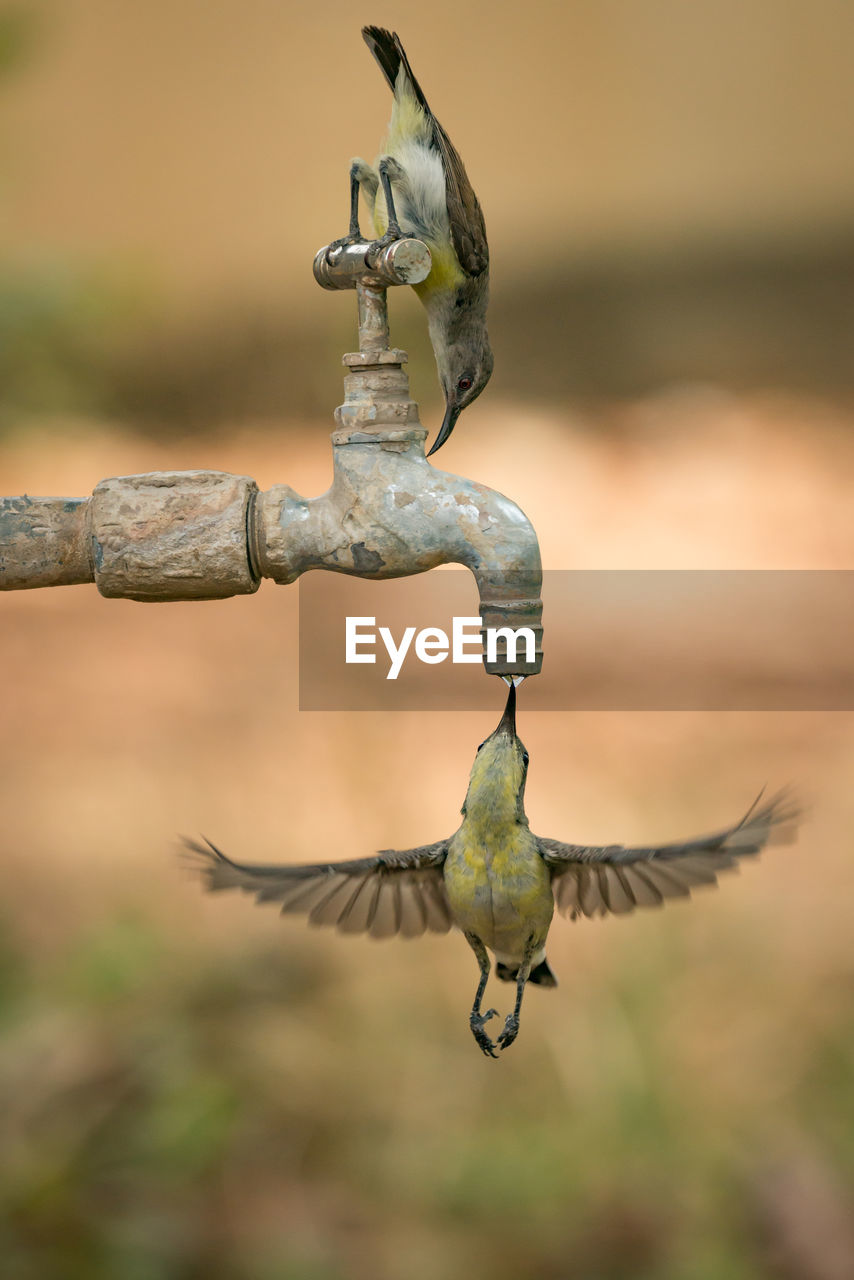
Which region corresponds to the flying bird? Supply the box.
[331,25,492,456]
[184,684,799,1057]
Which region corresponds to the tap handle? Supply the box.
[313,238,431,291]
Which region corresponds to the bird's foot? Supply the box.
[374,227,403,247]
[497,1014,520,1051]
[470,1008,499,1058]
[325,233,364,261]
[366,228,404,264]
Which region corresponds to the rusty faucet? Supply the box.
[0,237,543,677]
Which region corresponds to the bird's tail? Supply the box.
[496,958,559,988]
[362,26,430,111]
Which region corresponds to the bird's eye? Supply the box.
[457,375,473,393]
[522,751,529,767]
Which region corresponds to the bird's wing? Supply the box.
[182,838,452,939]
[362,25,488,278]
[431,122,490,278]
[539,791,799,921]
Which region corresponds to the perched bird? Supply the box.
[333,26,492,456]
[184,685,799,1057]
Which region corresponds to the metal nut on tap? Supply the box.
[313,238,432,290]
[480,597,544,678]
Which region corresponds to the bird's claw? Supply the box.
[470,1008,499,1058]
[497,1014,520,1051]
[325,234,363,262]
[365,230,403,263]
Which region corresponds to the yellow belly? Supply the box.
[371,198,465,296]
[413,243,466,296]
[443,827,554,960]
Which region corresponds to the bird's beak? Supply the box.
[427,400,461,457]
[496,681,517,737]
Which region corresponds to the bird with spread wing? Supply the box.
[185,683,799,1057]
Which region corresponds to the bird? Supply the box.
[331,25,493,457]
[184,683,800,1057]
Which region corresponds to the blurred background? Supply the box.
[2,2,854,1276]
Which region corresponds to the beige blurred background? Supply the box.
[2,3,854,1277]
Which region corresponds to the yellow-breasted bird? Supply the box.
[184,685,799,1057]
[332,26,492,456]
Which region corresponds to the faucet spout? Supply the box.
[251,433,542,677]
[250,295,543,676]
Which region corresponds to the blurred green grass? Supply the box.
[1,894,853,1280]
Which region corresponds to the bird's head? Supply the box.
[427,298,493,456]
[461,681,529,823]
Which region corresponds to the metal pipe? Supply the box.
[0,496,91,589]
